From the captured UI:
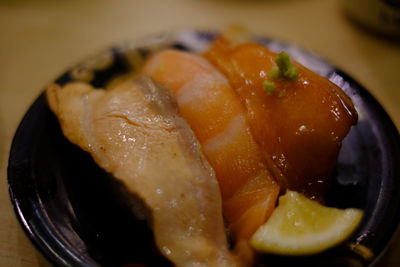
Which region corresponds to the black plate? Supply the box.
[8,30,400,267]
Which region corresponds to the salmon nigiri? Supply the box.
[143,50,279,241]
[204,36,358,200]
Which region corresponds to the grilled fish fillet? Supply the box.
[46,76,241,267]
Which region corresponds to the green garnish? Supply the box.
[268,67,280,80]
[263,80,276,95]
[263,51,297,96]
[273,51,298,81]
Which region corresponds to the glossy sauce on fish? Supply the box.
[204,37,358,200]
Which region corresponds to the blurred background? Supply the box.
[0,0,399,266]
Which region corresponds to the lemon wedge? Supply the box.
[250,190,363,256]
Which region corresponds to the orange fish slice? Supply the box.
[143,49,279,241]
[205,38,358,200]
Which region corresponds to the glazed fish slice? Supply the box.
[204,38,358,200]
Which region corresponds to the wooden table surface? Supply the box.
[1,0,399,266]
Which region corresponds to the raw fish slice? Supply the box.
[201,114,266,200]
[46,76,241,267]
[205,38,358,200]
[143,50,279,241]
[224,172,279,240]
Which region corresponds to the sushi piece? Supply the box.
[46,76,242,267]
[204,37,358,200]
[143,50,280,241]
